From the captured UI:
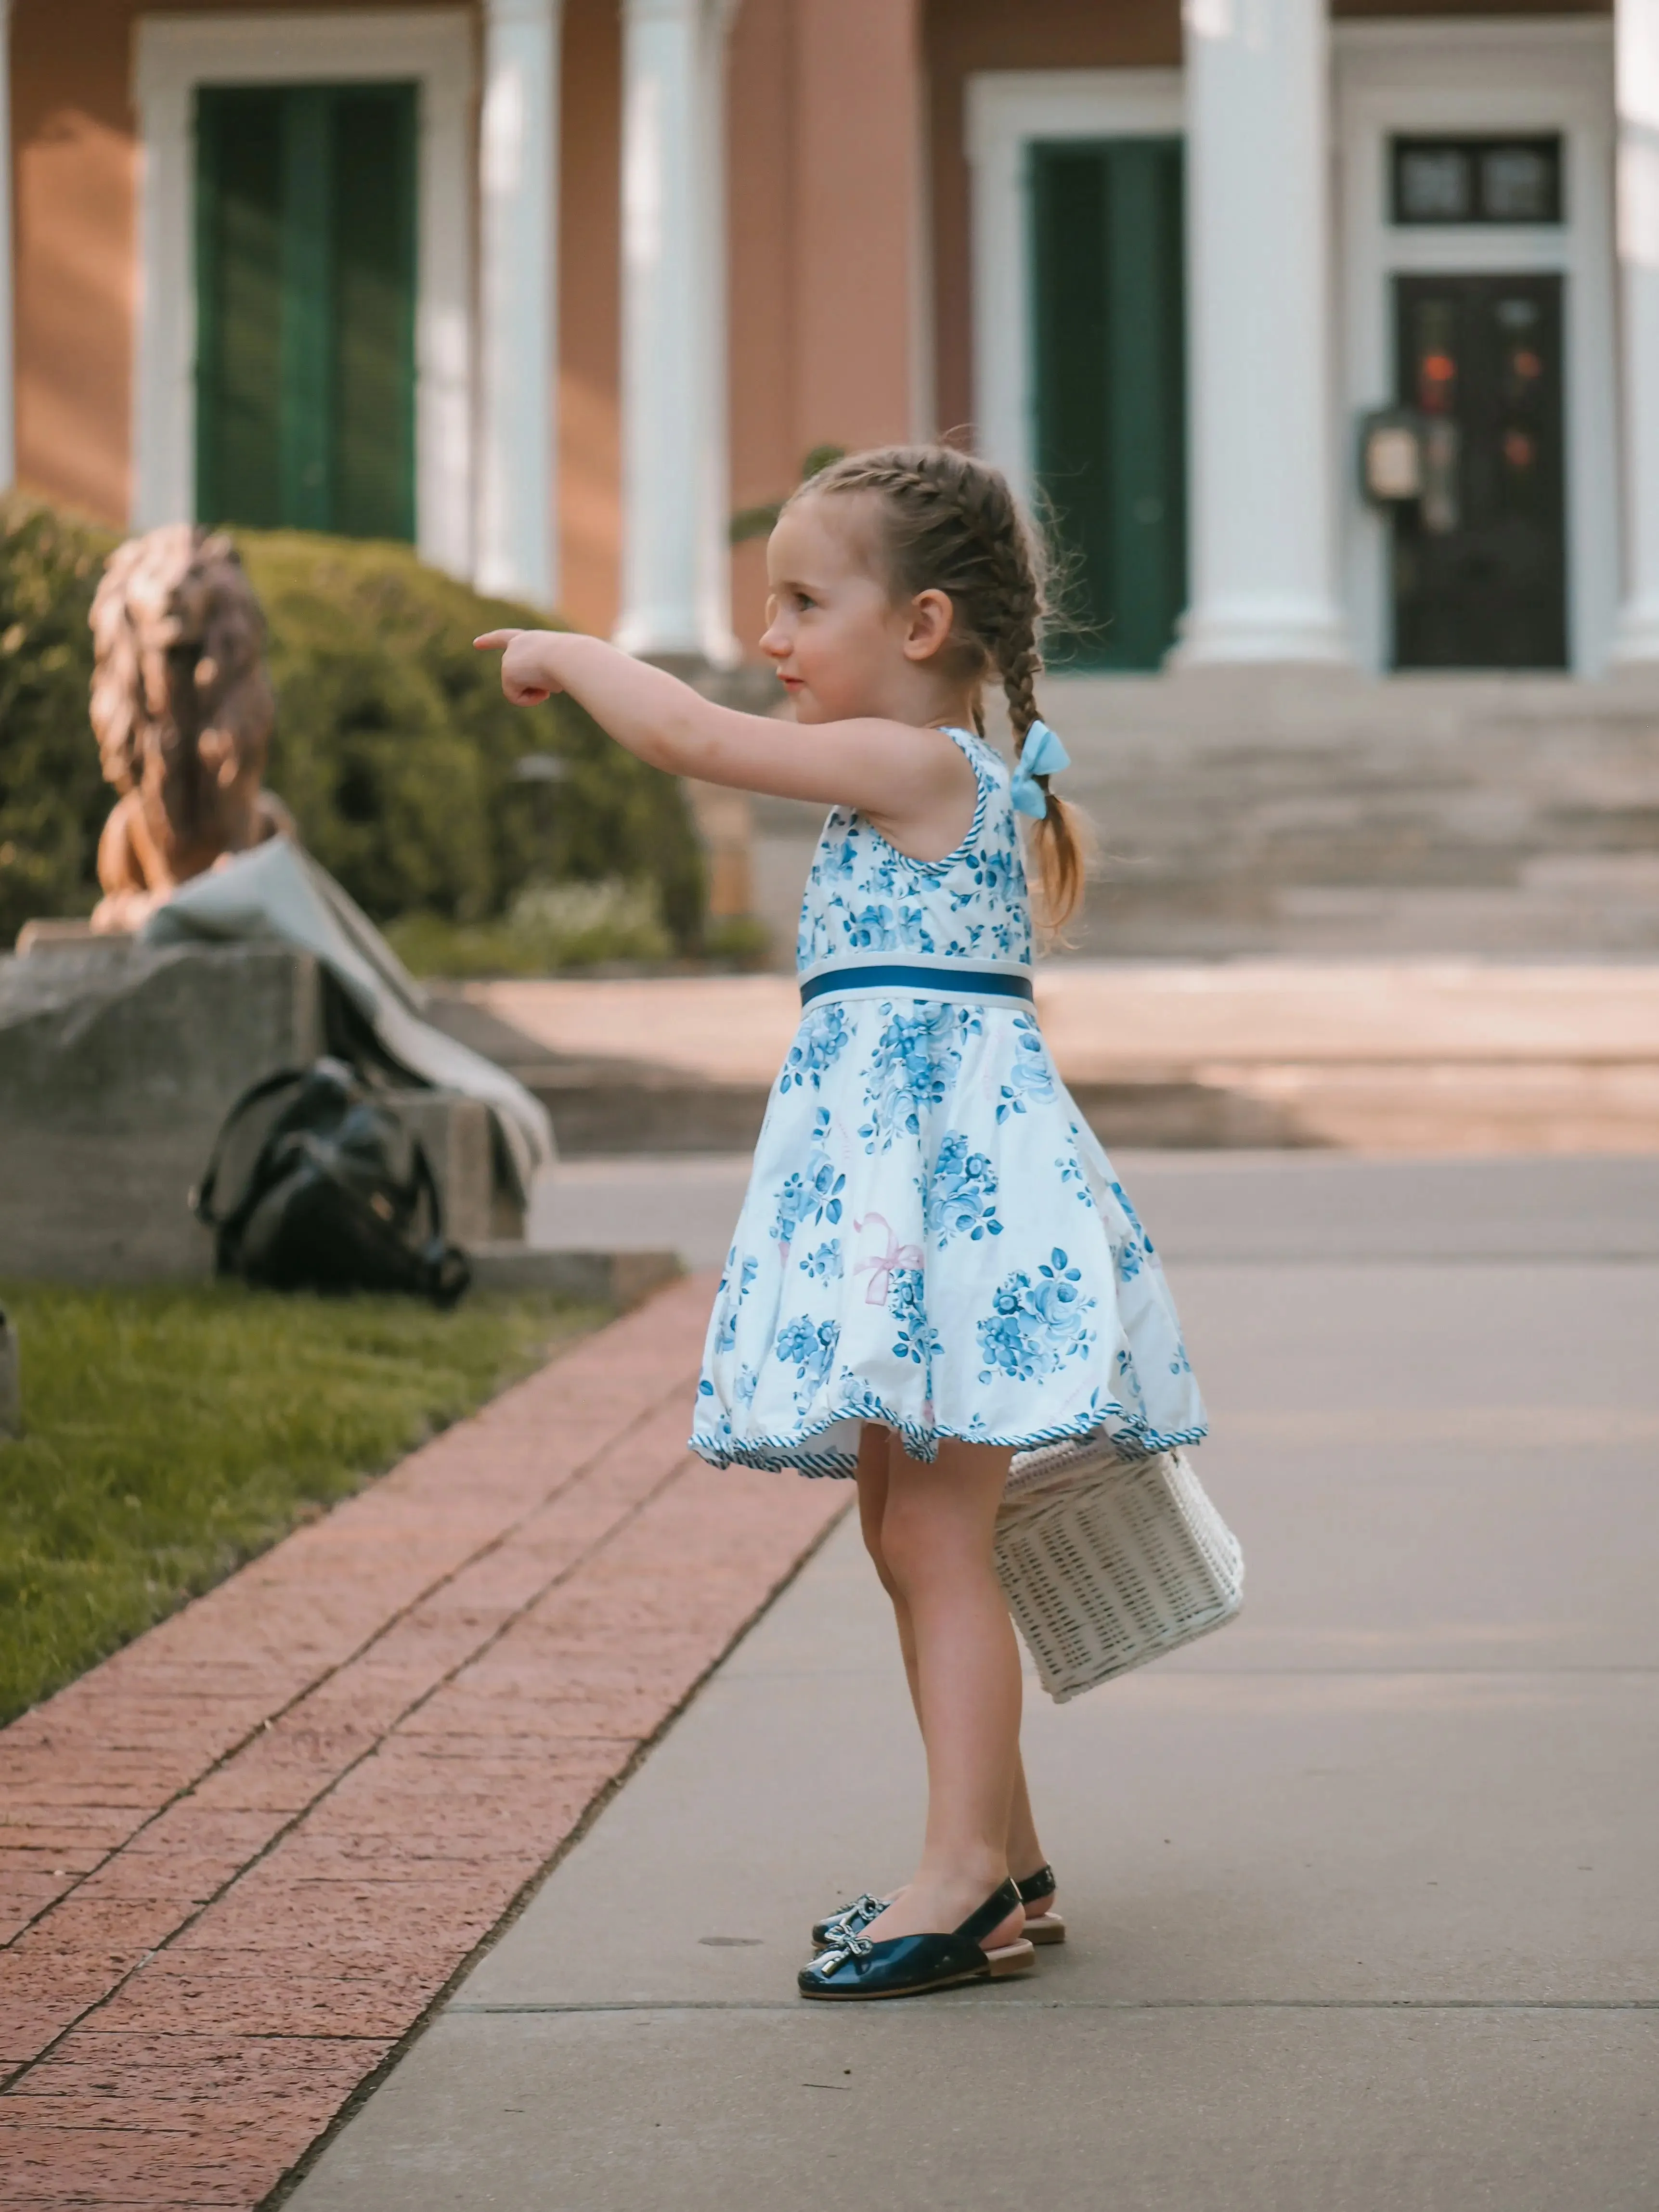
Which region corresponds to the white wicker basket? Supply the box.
[995,1437,1243,1703]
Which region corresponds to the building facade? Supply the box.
[3,0,1656,680]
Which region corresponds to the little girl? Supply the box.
[479,443,1205,2001]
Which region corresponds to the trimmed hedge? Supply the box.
[0,503,704,949]
[0,500,119,943]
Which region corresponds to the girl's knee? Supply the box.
[860,1508,898,1594]
[880,1450,1009,1596]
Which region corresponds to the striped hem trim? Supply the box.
[688,1404,1209,1480]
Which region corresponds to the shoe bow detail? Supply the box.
[812,1893,886,1948]
[807,1927,874,1972]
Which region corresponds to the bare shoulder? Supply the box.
[840,721,981,860]
[834,718,979,785]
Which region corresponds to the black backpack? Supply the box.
[194,1059,471,1307]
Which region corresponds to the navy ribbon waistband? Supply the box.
[799,962,1035,1008]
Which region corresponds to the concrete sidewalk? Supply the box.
[292,1157,1659,2212]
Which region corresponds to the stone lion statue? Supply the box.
[90,523,293,932]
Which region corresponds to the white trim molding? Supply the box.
[1612,0,1659,663]
[477,0,561,610]
[1335,19,1619,674]
[131,11,475,579]
[965,69,1184,506]
[614,0,739,664]
[0,0,14,491]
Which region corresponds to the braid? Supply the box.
[789,443,1088,932]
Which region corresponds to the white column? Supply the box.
[477,0,561,609]
[1613,0,1659,661]
[615,0,739,665]
[1174,0,1348,666]
[0,0,15,492]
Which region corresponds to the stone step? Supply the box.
[747,670,1659,963]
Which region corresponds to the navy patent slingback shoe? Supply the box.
[812,1865,1062,1949]
[797,1878,1034,2001]
[810,1892,888,1948]
[1016,1862,1066,1946]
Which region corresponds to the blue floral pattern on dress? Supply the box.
[800,1238,843,1281]
[1110,1180,1154,1250]
[858,1003,982,1152]
[927,1133,1002,1244]
[795,731,1030,975]
[776,1315,840,1412]
[977,1249,1097,1384]
[713,1253,758,1349]
[692,725,1207,1475]
[996,1014,1057,1122]
[769,1107,846,1246]
[1057,1142,1095,1207]
[887,1266,938,1370]
[779,1003,851,1093]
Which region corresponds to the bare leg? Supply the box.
[855,1426,1054,1905]
[855,1424,920,1717]
[1006,1759,1047,1889]
[860,1433,1024,1947]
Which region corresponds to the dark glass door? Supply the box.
[1031,139,1186,671]
[1391,273,1567,668]
[195,83,418,542]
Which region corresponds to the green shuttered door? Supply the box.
[1032,140,1187,671]
[196,84,417,542]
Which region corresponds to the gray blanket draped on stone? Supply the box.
[142,841,555,1201]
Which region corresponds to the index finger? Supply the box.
[473,630,522,651]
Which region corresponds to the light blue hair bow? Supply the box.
[1010,720,1071,820]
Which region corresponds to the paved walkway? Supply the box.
[478,963,1659,1151]
[531,1149,1659,1270]
[292,1156,1659,2212]
[0,1281,843,2208]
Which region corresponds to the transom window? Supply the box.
[1390,136,1563,227]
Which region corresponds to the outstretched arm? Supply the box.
[474,628,971,835]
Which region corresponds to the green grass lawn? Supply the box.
[0,1281,603,1725]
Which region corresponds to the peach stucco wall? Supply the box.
[12,0,139,521]
[725,0,924,655]
[564,0,933,649]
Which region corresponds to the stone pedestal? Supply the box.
[0,940,513,1282]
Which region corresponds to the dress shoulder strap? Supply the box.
[936,723,1010,795]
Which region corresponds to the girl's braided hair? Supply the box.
[785,443,1087,930]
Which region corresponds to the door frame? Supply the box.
[132,10,474,575]
[965,70,1185,516]
[1334,19,1617,675]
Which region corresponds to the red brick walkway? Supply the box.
[0,1275,845,2209]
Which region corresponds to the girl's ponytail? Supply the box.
[995,588,1088,939]
[794,443,1091,935]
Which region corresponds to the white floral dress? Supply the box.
[690,725,1207,1477]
